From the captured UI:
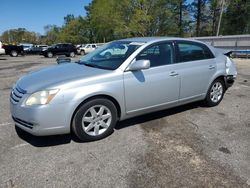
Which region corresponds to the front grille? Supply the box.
[10,86,27,104]
[12,116,34,129]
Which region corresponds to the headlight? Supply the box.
[25,89,59,106]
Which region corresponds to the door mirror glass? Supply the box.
[126,59,150,71]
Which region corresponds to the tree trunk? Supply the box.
[196,0,201,36]
[179,0,183,36]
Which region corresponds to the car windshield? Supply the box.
[79,41,144,70]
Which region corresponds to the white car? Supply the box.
[0,41,5,55]
[101,44,128,58]
[79,44,97,55]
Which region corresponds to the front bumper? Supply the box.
[10,99,71,136]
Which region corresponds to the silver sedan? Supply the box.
[10,37,237,141]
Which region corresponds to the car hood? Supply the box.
[17,63,111,93]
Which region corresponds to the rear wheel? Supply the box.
[70,52,75,57]
[72,98,118,141]
[80,50,85,55]
[10,50,18,57]
[205,79,225,107]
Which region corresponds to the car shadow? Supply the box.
[15,126,72,147]
[16,101,204,147]
[116,101,203,130]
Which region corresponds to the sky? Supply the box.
[0,0,92,35]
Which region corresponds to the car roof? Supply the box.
[117,37,206,44]
[55,43,72,45]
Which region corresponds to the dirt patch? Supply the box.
[0,62,41,71]
[126,107,247,187]
[219,147,231,154]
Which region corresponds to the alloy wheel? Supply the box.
[82,105,112,136]
[210,82,223,103]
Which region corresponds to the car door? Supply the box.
[54,44,62,55]
[61,44,69,55]
[123,42,180,113]
[175,41,216,101]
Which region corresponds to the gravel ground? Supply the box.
[0,55,249,188]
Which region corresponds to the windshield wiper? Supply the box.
[79,61,114,70]
[79,61,97,68]
[83,63,97,68]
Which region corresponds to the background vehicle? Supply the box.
[10,37,237,141]
[36,45,48,51]
[0,41,5,55]
[42,43,77,58]
[25,45,48,55]
[2,44,24,57]
[78,44,97,55]
[20,43,33,52]
[76,44,85,54]
[101,44,128,58]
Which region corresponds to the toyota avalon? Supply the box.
[10,37,237,141]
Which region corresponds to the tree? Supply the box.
[64,14,75,25]
[221,0,250,35]
[3,0,248,45]
[0,28,39,44]
[59,17,91,44]
[43,25,61,45]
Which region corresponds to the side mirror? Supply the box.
[126,59,150,71]
[56,56,71,64]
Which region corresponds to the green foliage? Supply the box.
[86,0,190,40]
[221,0,250,35]
[1,28,39,44]
[42,16,91,45]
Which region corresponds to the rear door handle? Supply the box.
[169,71,179,76]
[209,65,215,69]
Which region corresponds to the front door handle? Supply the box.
[209,65,215,69]
[169,71,179,76]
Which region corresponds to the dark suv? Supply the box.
[42,43,77,58]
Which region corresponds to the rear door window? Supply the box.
[177,42,214,62]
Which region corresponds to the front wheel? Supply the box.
[72,98,118,141]
[10,50,18,57]
[47,52,53,58]
[205,79,225,107]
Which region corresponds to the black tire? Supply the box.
[10,50,18,57]
[70,52,75,57]
[205,78,225,107]
[80,50,85,55]
[72,98,118,141]
[47,52,53,58]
